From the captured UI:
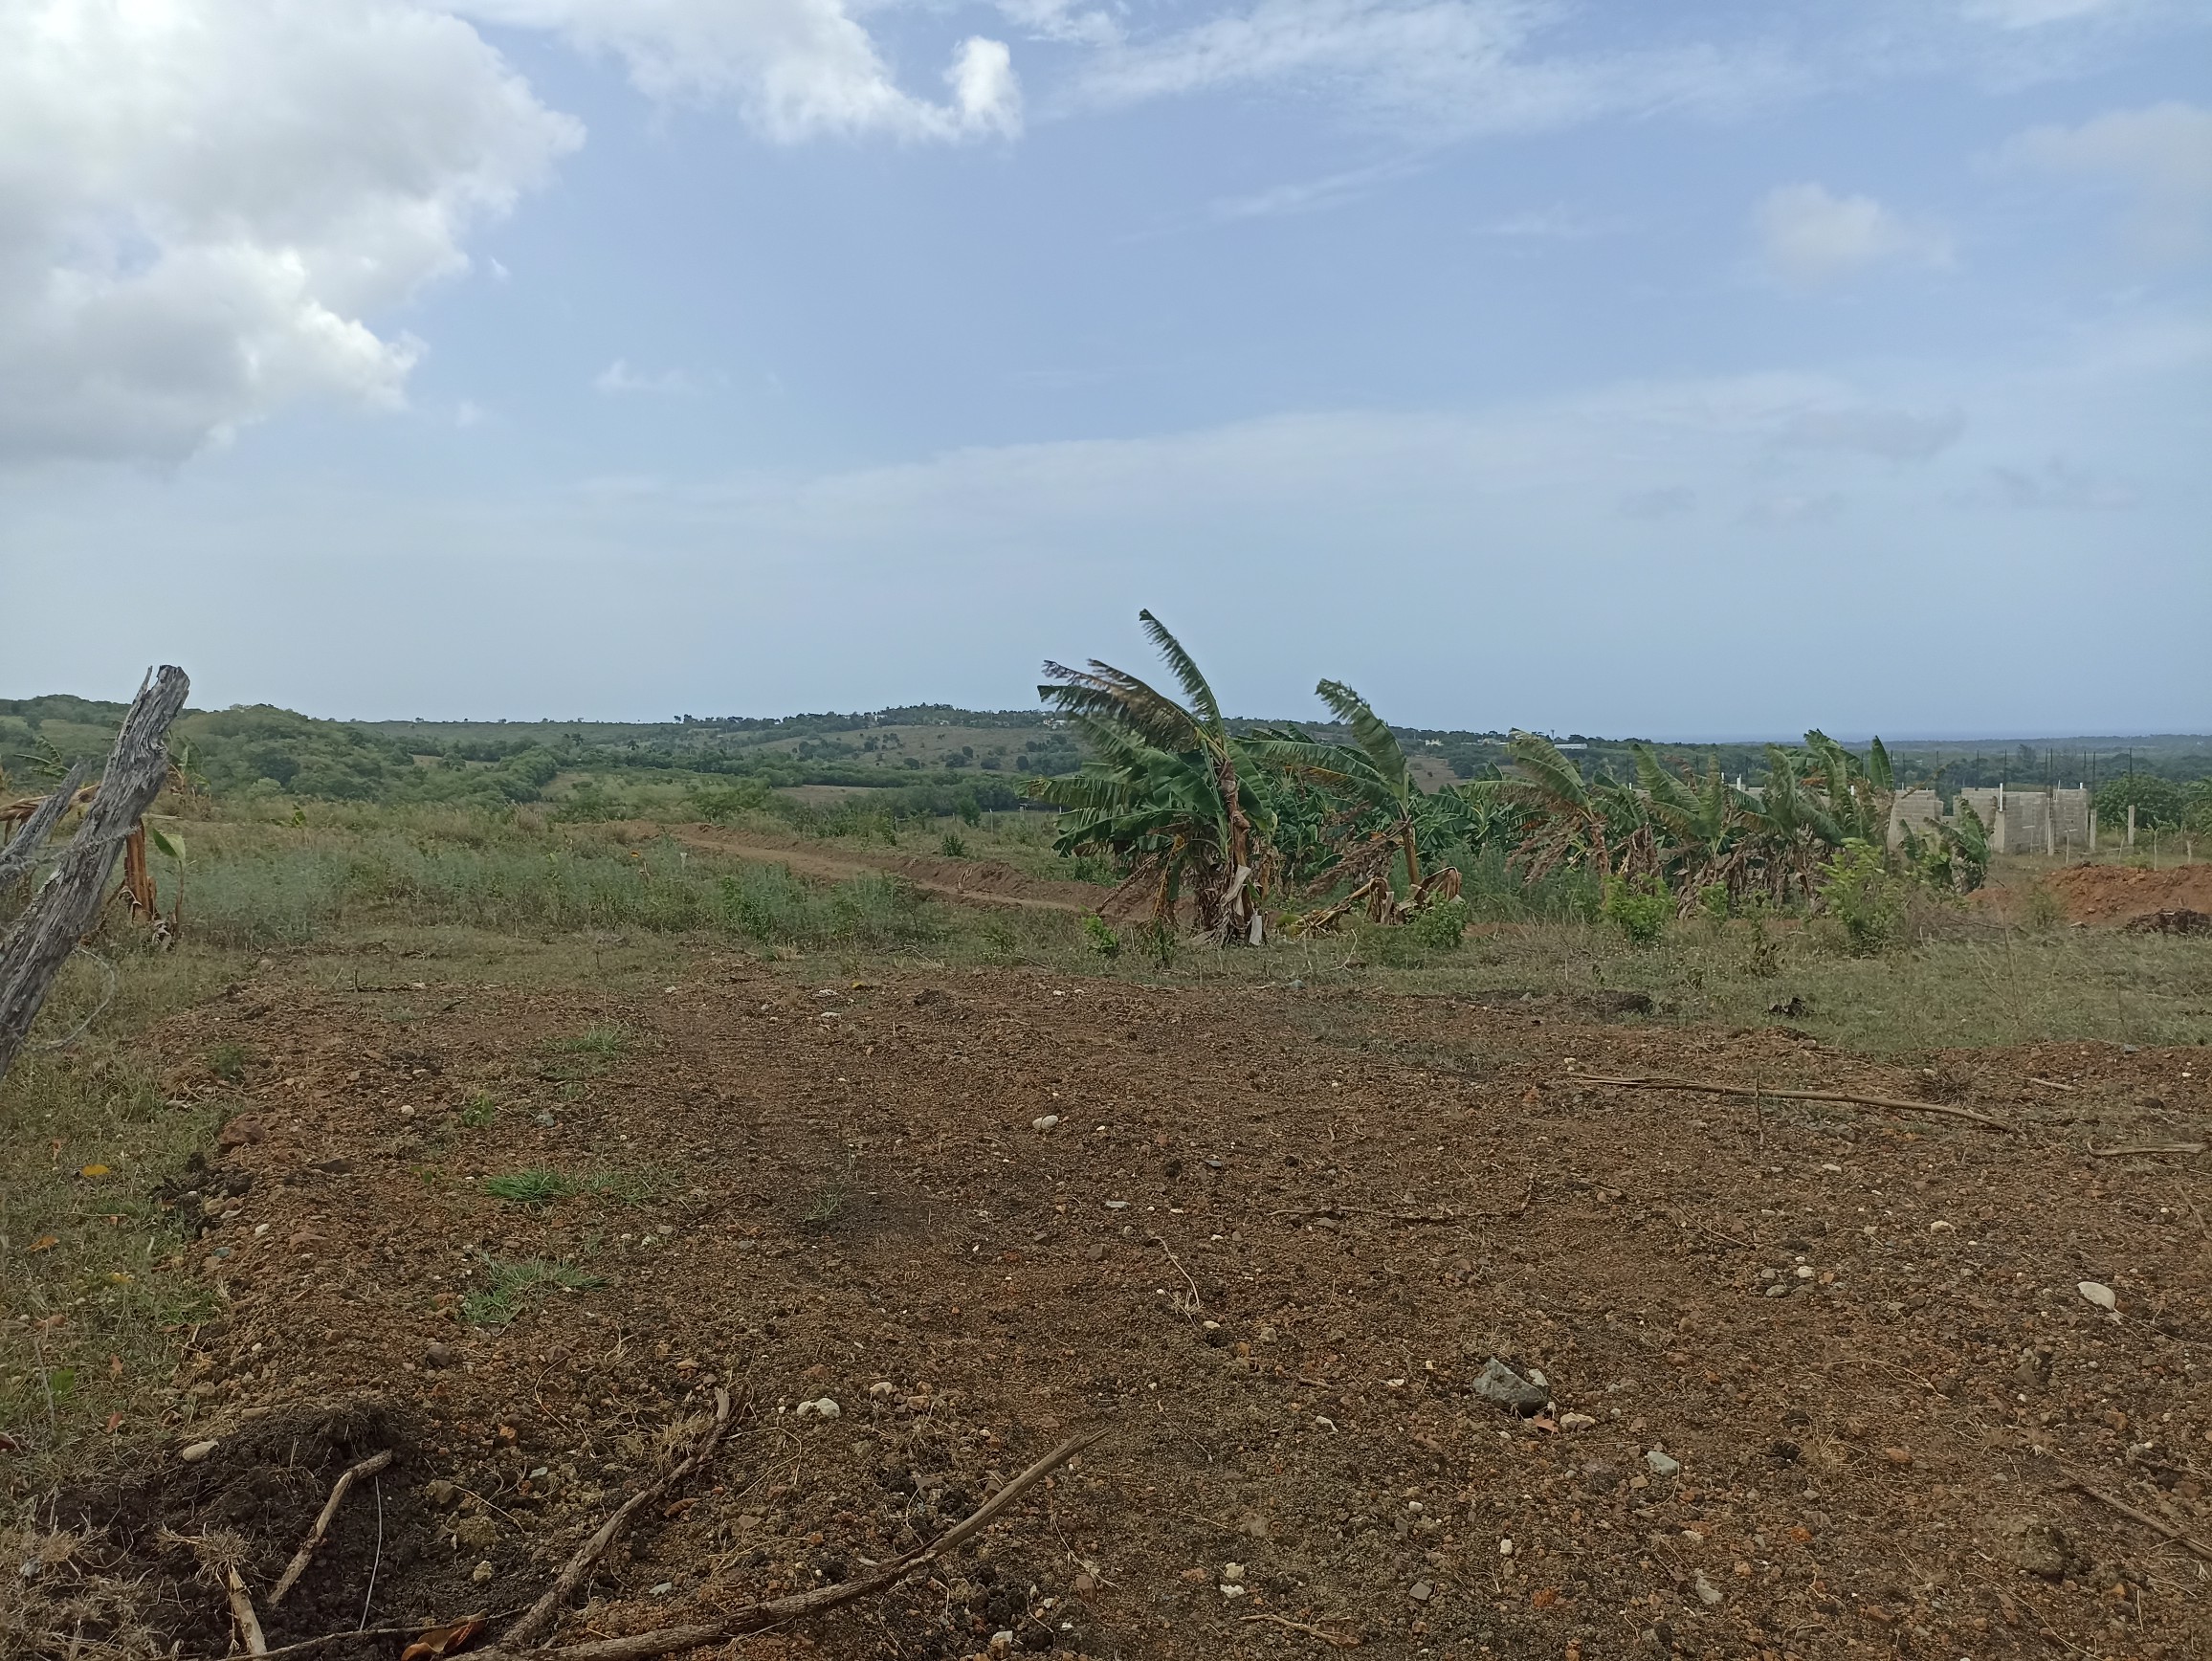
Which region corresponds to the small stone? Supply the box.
[1645,1450,1680,1478]
[1409,1580,1434,1603]
[2077,1281,2118,1312]
[1763,1283,1788,1297]
[1794,1265,1815,1279]
[472,1560,495,1584]
[423,1480,458,1508]
[1105,1200,1129,1210]
[532,1111,555,1127]
[1559,1411,1596,1430]
[796,1397,842,1420]
[1880,1446,1913,1466]
[454,1516,500,1551]
[178,1439,217,1463]
[1693,1570,1723,1607]
[987,1632,1015,1656]
[1221,1562,1245,1583]
[1073,1573,1097,1594]
[217,1117,263,1148]
[1497,1538,1514,1557]
[1032,1115,1060,1132]
[869,1381,896,1397]
[1471,1358,1550,1413]
[425,1341,455,1369]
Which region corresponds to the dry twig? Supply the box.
[268,1449,394,1606]
[224,1564,270,1656]
[2068,1476,2212,1563]
[464,1427,1102,1660]
[1559,1073,2010,1129]
[2089,1142,2205,1159]
[499,1387,739,1650]
[1241,1610,1361,1647]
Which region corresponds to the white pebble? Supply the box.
[1032,1115,1060,1132]
[178,1440,217,1463]
[2077,1281,2118,1312]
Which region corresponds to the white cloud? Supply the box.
[1755,184,1952,284]
[1212,158,1426,220]
[593,359,702,395]
[458,1,1021,142]
[2001,100,2212,259]
[1961,0,2130,27]
[0,0,579,466]
[1072,0,1797,138]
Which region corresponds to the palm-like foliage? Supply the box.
[1495,731,1619,879]
[1024,612,1272,941]
[1251,680,1436,893]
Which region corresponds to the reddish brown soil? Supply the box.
[2034,864,2212,928]
[33,969,2212,1660]
[646,823,1102,914]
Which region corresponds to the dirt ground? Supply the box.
[2035,865,2212,930]
[21,963,2212,1661]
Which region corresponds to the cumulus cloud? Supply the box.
[459,0,1020,141]
[2001,101,2212,259]
[1755,184,1951,284]
[0,0,580,466]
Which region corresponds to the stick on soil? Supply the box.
[268,1449,394,1607]
[464,1426,1103,1660]
[224,1563,270,1656]
[1559,1074,2010,1129]
[2088,1143,2205,1159]
[498,1387,739,1650]
[2069,1477,2212,1563]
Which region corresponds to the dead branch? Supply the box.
[464,1426,1102,1660]
[1559,1073,2010,1130]
[499,1388,738,1650]
[2024,1076,2079,1093]
[0,667,188,1085]
[2089,1142,2204,1159]
[1241,1609,1361,1647]
[224,1564,270,1656]
[0,760,91,890]
[2068,1476,2212,1563]
[268,1449,395,1606]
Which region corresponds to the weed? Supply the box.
[1081,914,1120,957]
[940,832,969,858]
[1602,877,1671,947]
[482,1168,577,1205]
[547,1025,630,1059]
[1821,840,1905,957]
[207,1042,247,1082]
[460,1255,601,1327]
[459,1092,498,1128]
[801,1185,847,1232]
[1407,897,1470,951]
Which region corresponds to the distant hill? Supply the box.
[5,693,2207,807]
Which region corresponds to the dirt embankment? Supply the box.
[2034,863,2212,927]
[23,969,2211,1659]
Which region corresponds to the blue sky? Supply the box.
[2,0,2206,737]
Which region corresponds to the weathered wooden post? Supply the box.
[0,667,188,1085]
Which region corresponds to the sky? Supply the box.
[1,0,2208,738]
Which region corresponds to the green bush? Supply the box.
[1602,876,1671,946]
[1406,896,1471,950]
[1081,913,1120,957]
[1819,839,1906,956]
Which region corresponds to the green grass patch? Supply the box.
[460,1255,602,1328]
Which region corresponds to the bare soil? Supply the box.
[2035,865,2212,928]
[23,967,2212,1660]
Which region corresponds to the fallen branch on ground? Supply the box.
[1557,1074,2009,1130]
[2068,1476,2212,1563]
[1241,1609,1361,1647]
[2088,1142,2204,1158]
[2024,1076,2079,1093]
[268,1448,395,1606]
[499,1387,740,1650]
[461,1426,1103,1660]
[224,1563,270,1656]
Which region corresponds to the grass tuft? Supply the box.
[460,1256,601,1327]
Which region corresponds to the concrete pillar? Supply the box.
[2128,804,2137,849]
[2090,808,2097,852]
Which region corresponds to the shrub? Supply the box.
[1820,839,1906,956]
[1081,913,1120,957]
[1407,896,1471,951]
[1602,876,1671,946]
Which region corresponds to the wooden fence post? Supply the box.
[0,667,189,1085]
